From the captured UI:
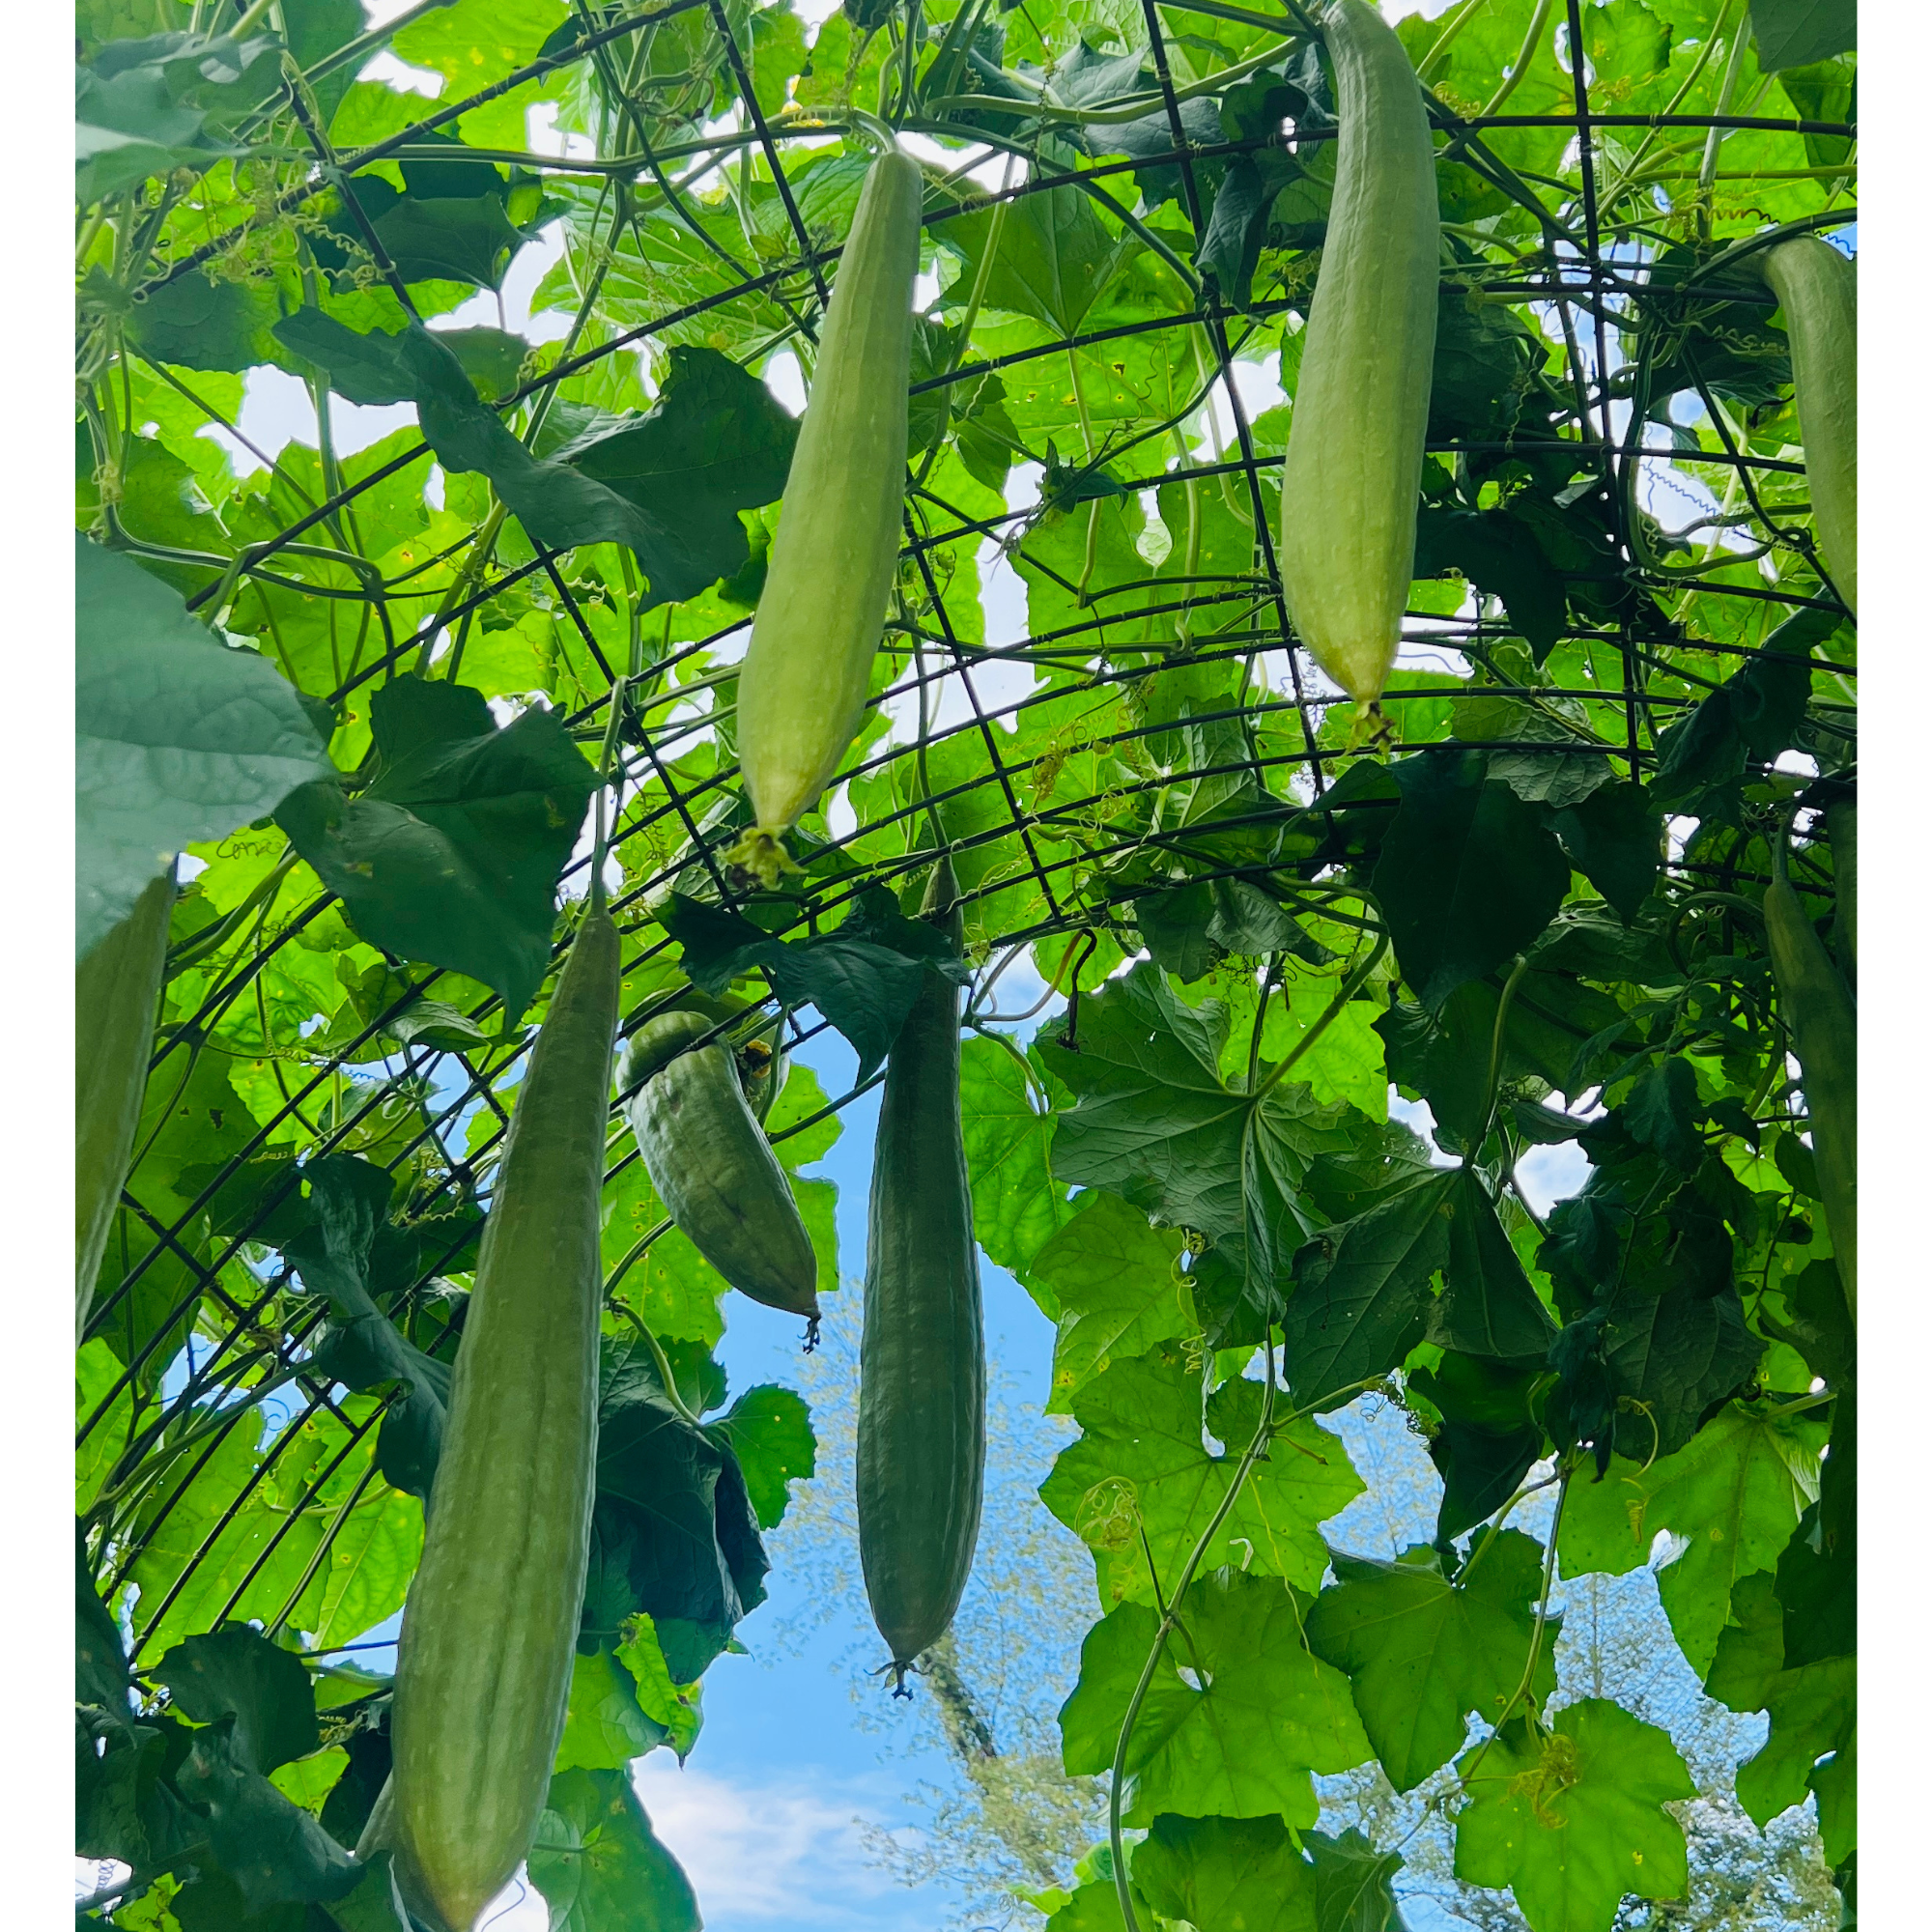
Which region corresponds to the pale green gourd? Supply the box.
[730,146,923,884]
[1760,236,1857,614]
[1278,0,1439,715]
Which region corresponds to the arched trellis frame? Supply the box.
[76,0,1855,1874]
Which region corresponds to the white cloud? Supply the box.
[631,1758,905,1927]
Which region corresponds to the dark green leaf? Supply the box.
[1550,781,1662,921]
[1281,1177,1454,1408]
[173,1719,360,1915]
[1749,0,1856,71]
[286,1154,453,1501]
[1408,1352,1547,1542]
[1308,1827,1408,1932]
[1414,508,1569,657]
[552,345,799,600]
[154,1625,320,1774]
[1371,751,1570,1009]
[1037,960,1363,1293]
[127,267,285,373]
[1432,1168,1557,1364]
[582,1336,769,1679]
[661,892,936,1082]
[1622,1058,1703,1172]
[277,676,598,1025]
[77,1533,130,1718]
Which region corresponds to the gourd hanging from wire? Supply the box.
[1759,235,1857,614]
[729,142,925,884]
[1277,0,1440,725]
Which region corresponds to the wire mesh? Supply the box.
[79,0,1857,1671]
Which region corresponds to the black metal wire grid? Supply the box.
[80,0,1857,1667]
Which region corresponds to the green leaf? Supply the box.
[270,308,417,405]
[1556,1404,1820,1676]
[528,1767,700,1932]
[1037,959,1363,1293]
[554,1647,670,1772]
[277,675,598,1025]
[616,1613,703,1762]
[1453,1701,1694,1932]
[1308,1827,1408,1932]
[153,1624,320,1774]
[1060,1570,1371,1826]
[126,267,286,373]
[1042,1345,1362,1606]
[1414,507,1568,656]
[705,1383,815,1531]
[1737,1652,1857,1834]
[76,536,331,957]
[319,1853,412,1932]
[1599,1281,1766,1460]
[1305,1531,1557,1793]
[1621,1058,1703,1172]
[1133,1811,1318,1932]
[933,183,1138,335]
[1749,0,1856,71]
[959,1036,1078,1282]
[1371,750,1571,1009]
[1280,1177,1454,1408]
[1032,1192,1193,1410]
[76,1714,200,1880]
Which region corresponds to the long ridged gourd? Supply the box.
[857,857,984,1688]
[729,147,923,884]
[1760,236,1857,613]
[76,869,174,1345]
[383,910,619,1932]
[1764,874,1857,1327]
[1277,0,1439,711]
[619,1009,819,1324]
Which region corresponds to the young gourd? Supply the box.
[378,910,620,1932]
[76,870,174,1345]
[619,1008,818,1326]
[729,145,924,884]
[1759,235,1857,613]
[856,857,984,1688]
[1277,0,1439,724]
